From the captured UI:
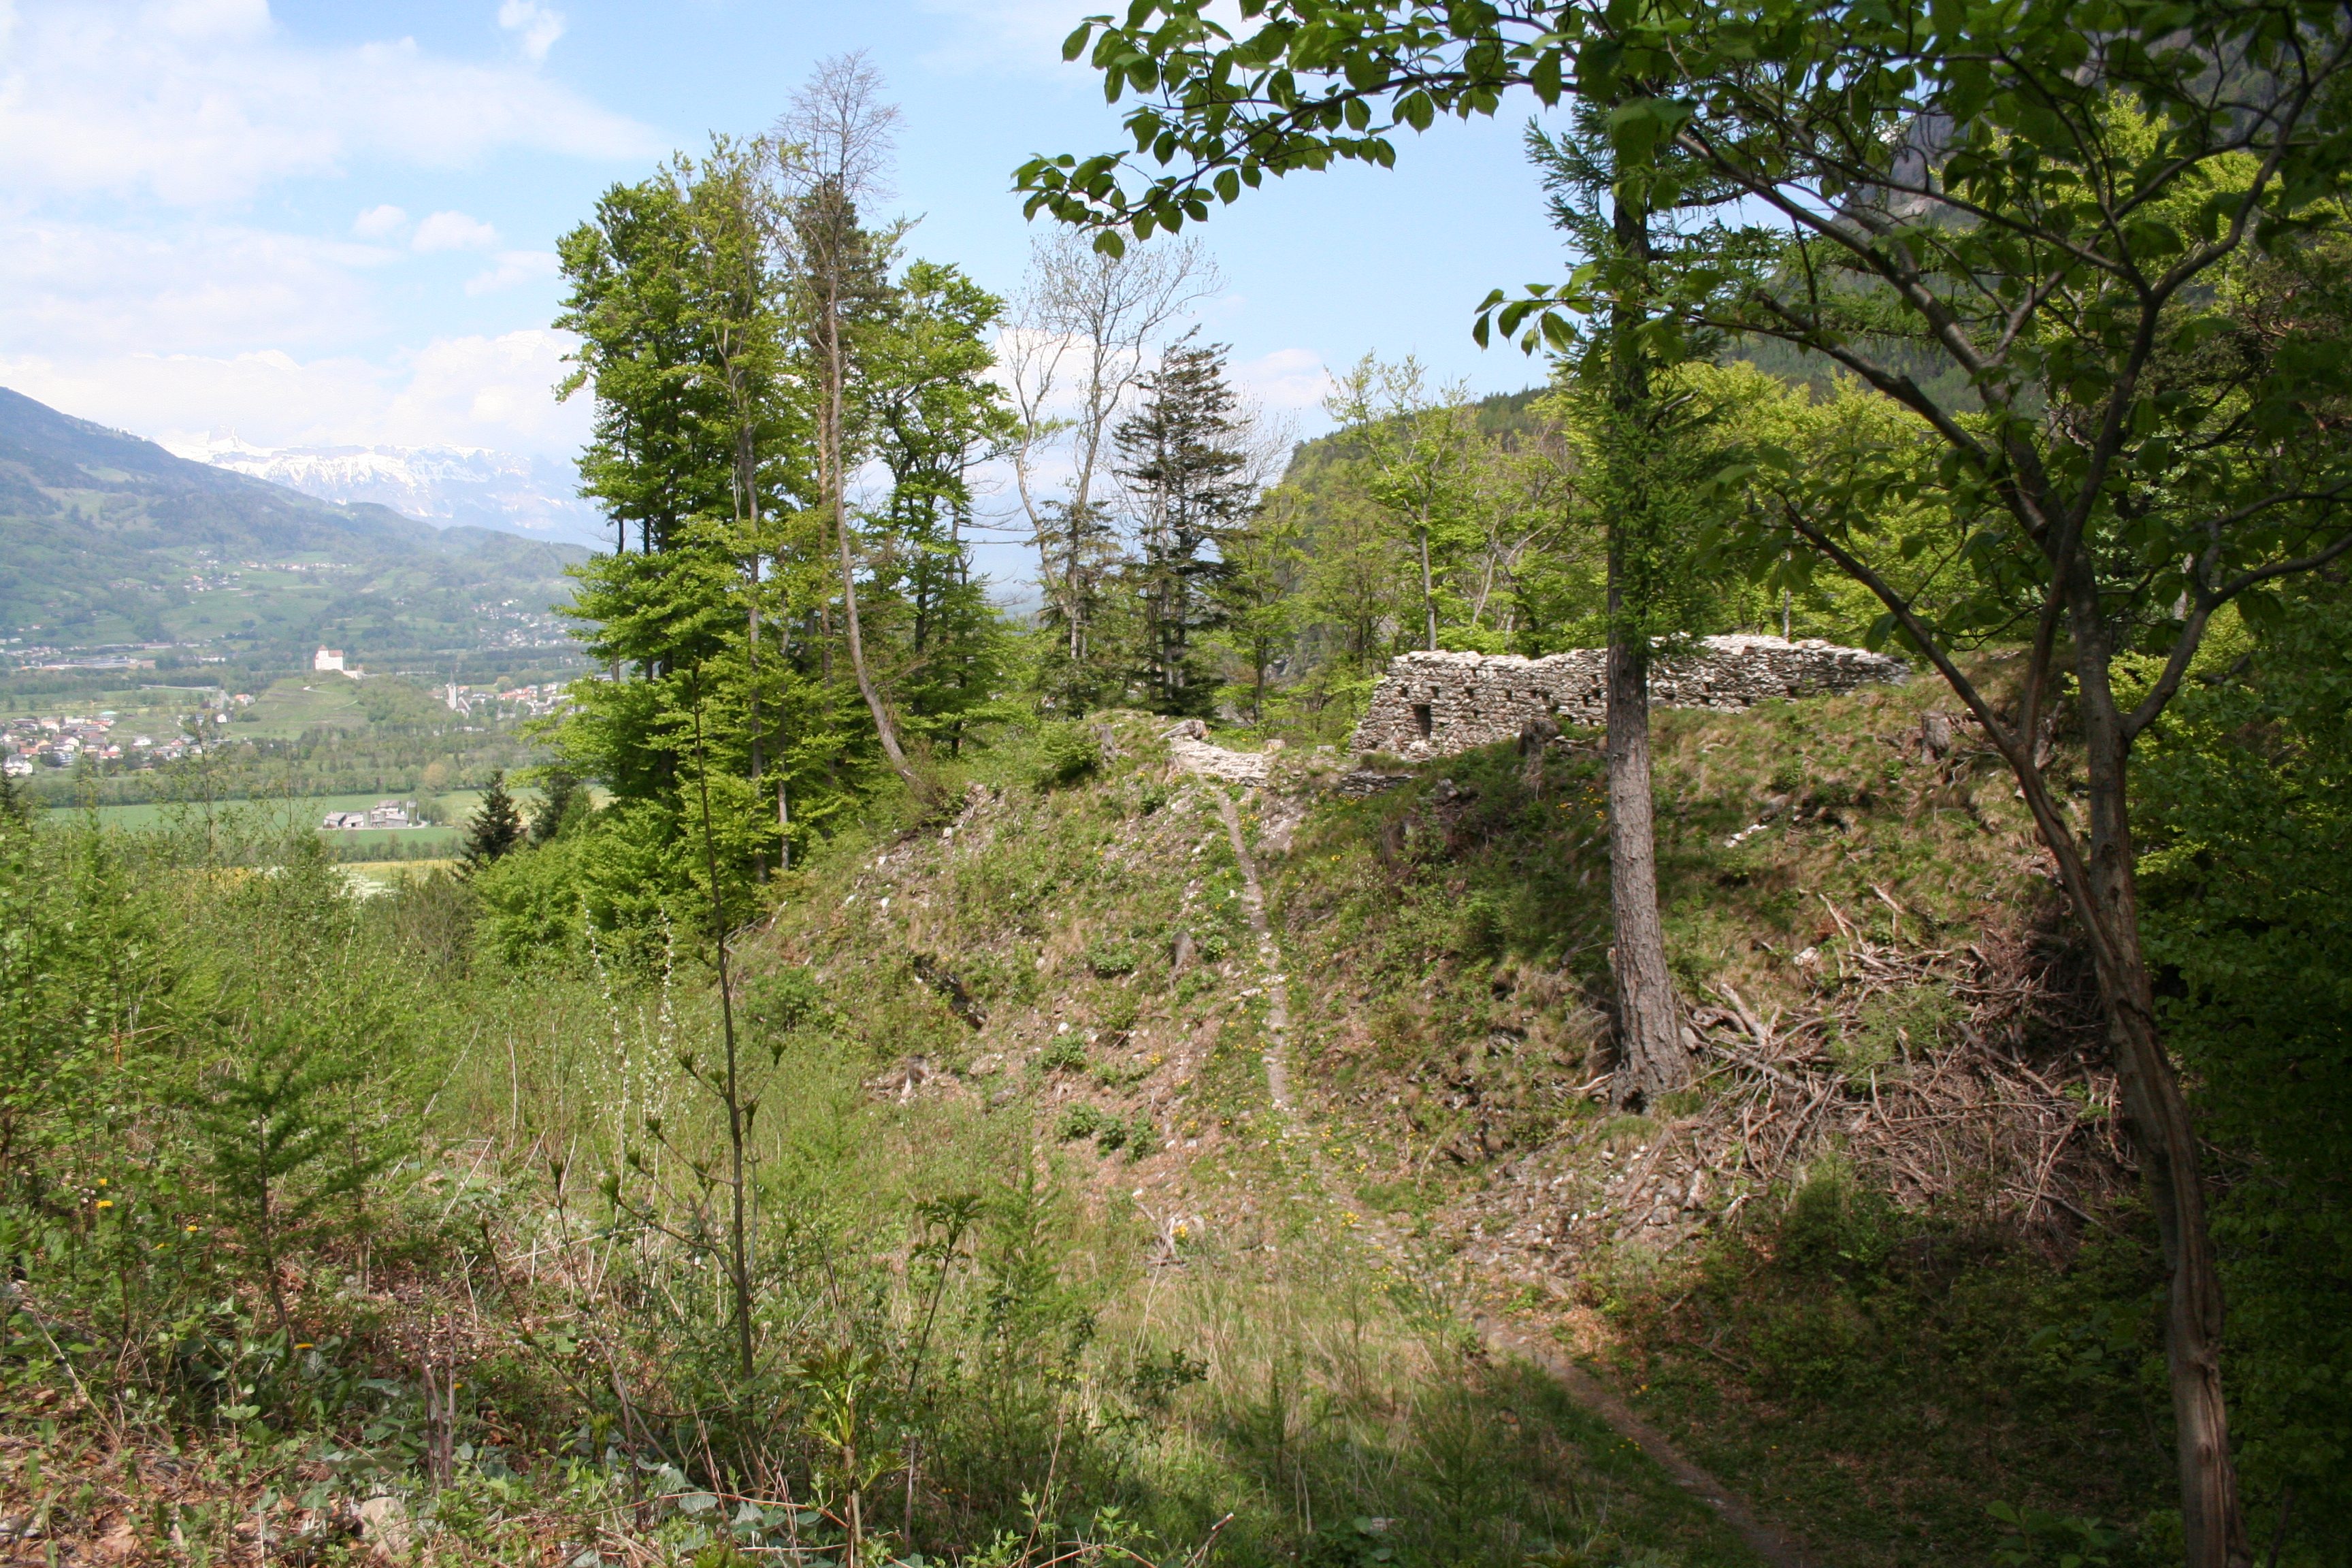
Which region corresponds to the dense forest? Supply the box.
[5,3,2352,1566]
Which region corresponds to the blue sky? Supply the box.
[0,0,1575,468]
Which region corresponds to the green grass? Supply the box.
[58,789,483,842]
[696,717,1772,1568]
[1245,663,2179,1566]
[0,692,2168,1568]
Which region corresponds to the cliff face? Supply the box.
[1349,636,1910,761]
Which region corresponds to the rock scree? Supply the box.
[1351,635,1908,761]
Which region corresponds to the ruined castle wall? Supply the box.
[1349,636,1909,760]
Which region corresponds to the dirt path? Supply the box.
[1215,792,1294,1117]
[1209,777,1816,1568]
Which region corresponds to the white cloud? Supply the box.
[352,203,408,239]
[412,210,500,252]
[464,250,559,295]
[0,329,590,459]
[496,0,566,63]
[0,213,393,355]
[383,329,588,452]
[0,5,636,473]
[1232,348,1333,412]
[913,0,1080,72]
[154,0,270,39]
[0,1,655,206]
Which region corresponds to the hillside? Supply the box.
[0,670,2203,1567]
[720,673,2151,1567]
[0,387,588,662]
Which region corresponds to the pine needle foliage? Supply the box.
[462,770,525,870]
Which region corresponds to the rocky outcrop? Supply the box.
[1350,636,1908,760]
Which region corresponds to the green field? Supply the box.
[58,789,491,854]
[8,675,400,744]
[238,676,374,738]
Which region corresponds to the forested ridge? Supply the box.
[5,5,2352,1566]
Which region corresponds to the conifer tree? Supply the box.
[462,772,525,870]
[192,1018,387,1334]
[529,766,583,844]
[1003,231,1217,714]
[1032,497,1129,715]
[1530,112,1736,1111]
[1115,334,1252,716]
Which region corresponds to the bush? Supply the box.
[745,966,830,1037]
[1086,939,1138,978]
[1034,723,1102,789]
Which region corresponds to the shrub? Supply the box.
[1057,1105,1121,1149]
[745,966,830,1038]
[1774,1169,1900,1284]
[1035,723,1101,789]
[1087,941,1139,979]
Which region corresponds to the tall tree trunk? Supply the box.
[1602,180,1687,1110]
[776,616,792,873]
[823,301,915,785]
[2063,606,2249,1568]
[1418,519,1438,650]
[741,425,767,880]
[1605,568,1686,1107]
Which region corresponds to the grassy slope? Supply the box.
[730,721,1765,1568]
[0,681,2168,1566]
[742,670,2170,1565]
[1260,672,2171,1563]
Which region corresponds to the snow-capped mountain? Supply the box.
[169,436,609,548]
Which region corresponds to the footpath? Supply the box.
[1180,730,1814,1568]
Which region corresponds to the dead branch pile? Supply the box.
[1693,909,2125,1225]
[1453,904,2132,1283]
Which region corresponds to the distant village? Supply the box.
[317,647,570,718]
[0,696,248,777]
[441,679,568,719]
[2,647,572,781]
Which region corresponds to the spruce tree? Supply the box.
[529,766,583,844]
[1114,333,1252,717]
[462,772,525,870]
[191,1019,388,1334]
[1033,497,1130,715]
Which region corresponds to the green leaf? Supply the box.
[1531,50,1563,105]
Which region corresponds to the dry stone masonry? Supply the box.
[1350,635,1909,760]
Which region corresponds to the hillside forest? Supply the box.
[5,7,2352,1568]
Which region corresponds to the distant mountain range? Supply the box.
[0,386,589,664]
[169,437,610,549]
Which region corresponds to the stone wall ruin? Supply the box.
[1350,635,1910,760]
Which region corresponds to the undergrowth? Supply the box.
[0,721,1757,1567]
